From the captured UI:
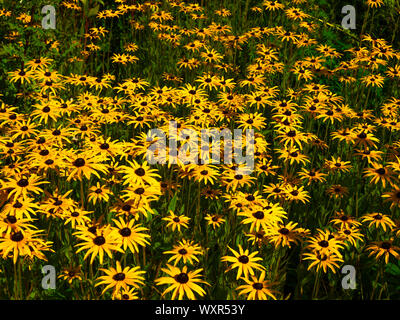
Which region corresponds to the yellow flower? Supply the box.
[236,271,278,300]
[155,264,209,300]
[96,261,145,296]
[221,245,265,280]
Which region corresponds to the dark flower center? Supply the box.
[119,227,132,237]
[174,272,189,284]
[381,242,391,250]
[135,168,145,176]
[253,211,264,219]
[279,227,289,235]
[376,168,386,175]
[11,231,24,242]
[13,201,23,208]
[6,215,17,224]
[122,204,131,212]
[112,273,126,281]
[134,187,145,195]
[238,255,249,264]
[318,240,329,248]
[93,236,106,246]
[178,248,188,255]
[17,179,29,187]
[88,226,97,234]
[39,149,49,156]
[73,158,85,167]
[252,282,263,290]
[357,132,367,139]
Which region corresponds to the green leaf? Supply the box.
[88,5,99,18]
[167,193,177,213]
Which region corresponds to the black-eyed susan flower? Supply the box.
[88,183,111,204]
[114,287,139,300]
[58,266,83,284]
[366,240,399,264]
[121,160,160,186]
[303,251,343,273]
[65,151,107,182]
[204,213,225,229]
[2,174,48,200]
[330,210,361,229]
[236,271,278,300]
[96,261,145,296]
[112,218,150,253]
[267,221,303,248]
[361,213,395,232]
[221,245,265,280]
[162,211,190,232]
[336,227,364,247]
[306,229,344,258]
[363,162,397,188]
[0,229,51,264]
[74,225,123,264]
[64,208,92,228]
[382,186,400,208]
[163,239,203,265]
[155,264,209,300]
